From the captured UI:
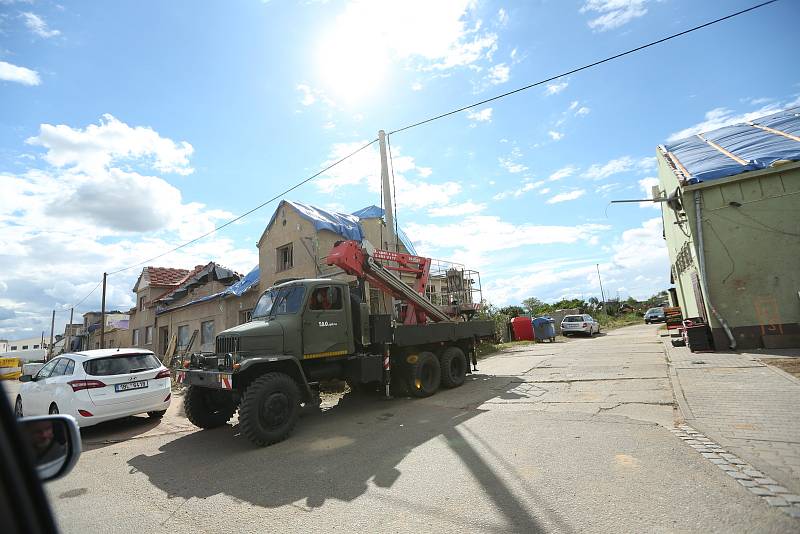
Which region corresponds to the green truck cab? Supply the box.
[176,278,494,447]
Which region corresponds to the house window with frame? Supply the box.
[239,310,253,324]
[201,321,214,346]
[145,326,153,345]
[132,329,140,346]
[139,296,145,311]
[178,325,190,349]
[276,243,293,272]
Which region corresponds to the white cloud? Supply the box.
[0,117,256,340]
[22,12,61,38]
[545,81,568,96]
[594,182,623,195]
[428,201,486,217]
[497,8,508,26]
[638,177,661,209]
[548,165,577,182]
[539,187,551,195]
[611,217,667,270]
[580,0,648,32]
[547,190,585,204]
[406,215,610,268]
[488,63,509,85]
[492,179,545,200]
[26,114,194,176]
[297,84,317,106]
[498,157,527,174]
[583,155,653,180]
[314,141,461,211]
[466,107,493,123]
[666,97,800,142]
[548,131,564,141]
[411,81,423,91]
[0,60,40,86]
[575,106,591,116]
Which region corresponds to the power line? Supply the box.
[388,0,779,135]
[107,138,379,276]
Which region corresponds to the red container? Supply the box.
[511,317,534,341]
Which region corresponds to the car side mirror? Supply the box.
[18,415,82,482]
[19,374,33,383]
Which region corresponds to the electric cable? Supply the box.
[388,0,779,135]
[107,138,379,276]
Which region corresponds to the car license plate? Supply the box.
[115,380,148,392]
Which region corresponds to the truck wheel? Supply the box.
[184,386,236,429]
[239,373,300,447]
[440,346,467,388]
[408,351,441,398]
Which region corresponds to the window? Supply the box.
[309,286,343,311]
[64,359,75,376]
[239,310,253,324]
[53,358,68,377]
[36,359,59,379]
[10,346,17,350]
[22,345,28,350]
[276,243,293,272]
[33,344,40,349]
[201,321,214,345]
[83,353,160,376]
[139,296,146,311]
[132,329,140,346]
[252,286,306,318]
[145,326,153,345]
[178,325,190,349]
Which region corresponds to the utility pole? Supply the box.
[596,264,606,304]
[48,310,55,359]
[100,273,107,349]
[378,130,395,250]
[66,308,74,353]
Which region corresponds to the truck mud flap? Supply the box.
[176,370,233,390]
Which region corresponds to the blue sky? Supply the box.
[1,0,798,339]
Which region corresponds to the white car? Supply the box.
[14,349,171,428]
[561,314,600,336]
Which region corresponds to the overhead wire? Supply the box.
[388,0,780,135]
[107,138,379,276]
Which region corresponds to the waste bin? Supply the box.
[510,316,534,341]
[533,317,556,342]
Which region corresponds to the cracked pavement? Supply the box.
[18,324,797,533]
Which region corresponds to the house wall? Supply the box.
[659,153,800,349]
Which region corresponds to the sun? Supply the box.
[316,20,388,104]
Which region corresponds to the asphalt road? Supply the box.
[11,324,798,533]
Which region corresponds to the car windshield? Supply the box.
[647,308,664,314]
[83,353,160,376]
[563,316,584,322]
[252,286,306,319]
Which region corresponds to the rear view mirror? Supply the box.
[19,374,32,383]
[19,415,82,482]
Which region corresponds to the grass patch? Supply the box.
[597,312,642,330]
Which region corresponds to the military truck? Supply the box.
[176,240,494,447]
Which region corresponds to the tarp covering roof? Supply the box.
[269,200,363,241]
[156,265,260,315]
[349,205,418,255]
[156,262,240,307]
[663,108,800,184]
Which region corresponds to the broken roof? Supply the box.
[661,107,800,185]
[156,265,259,315]
[155,262,240,307]
[133,266,191,292]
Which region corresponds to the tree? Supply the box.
[522,297,550,316]
[499,305,525,318]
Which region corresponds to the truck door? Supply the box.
[302,285,351,359]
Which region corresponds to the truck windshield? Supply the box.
[252,286,306,318]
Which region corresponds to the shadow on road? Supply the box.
[127,374,558,533]
[80,415,165,451]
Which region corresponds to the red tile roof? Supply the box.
[146,267,191,287]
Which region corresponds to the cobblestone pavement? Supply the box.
[664,335,800,510]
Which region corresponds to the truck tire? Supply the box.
[440,346,467,388]
[184,386,236,429]
[239,372,301,447]
[408,351,441,398]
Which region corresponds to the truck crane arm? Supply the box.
[326,240,451,324]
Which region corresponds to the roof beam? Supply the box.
[748,122,800,143]
[696,133,747,165]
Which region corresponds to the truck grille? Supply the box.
[216,336,240,354]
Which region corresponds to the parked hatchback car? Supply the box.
[560,314,600,336]
[644,307,666,324]
[14,348,171,427]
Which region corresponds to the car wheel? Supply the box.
[14,396,23,418]
[49,403,59,415]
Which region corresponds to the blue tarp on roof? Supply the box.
[664,108,800,184]
[350,205,418,255]
[156,265,260,314]
[269,200,363,241]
